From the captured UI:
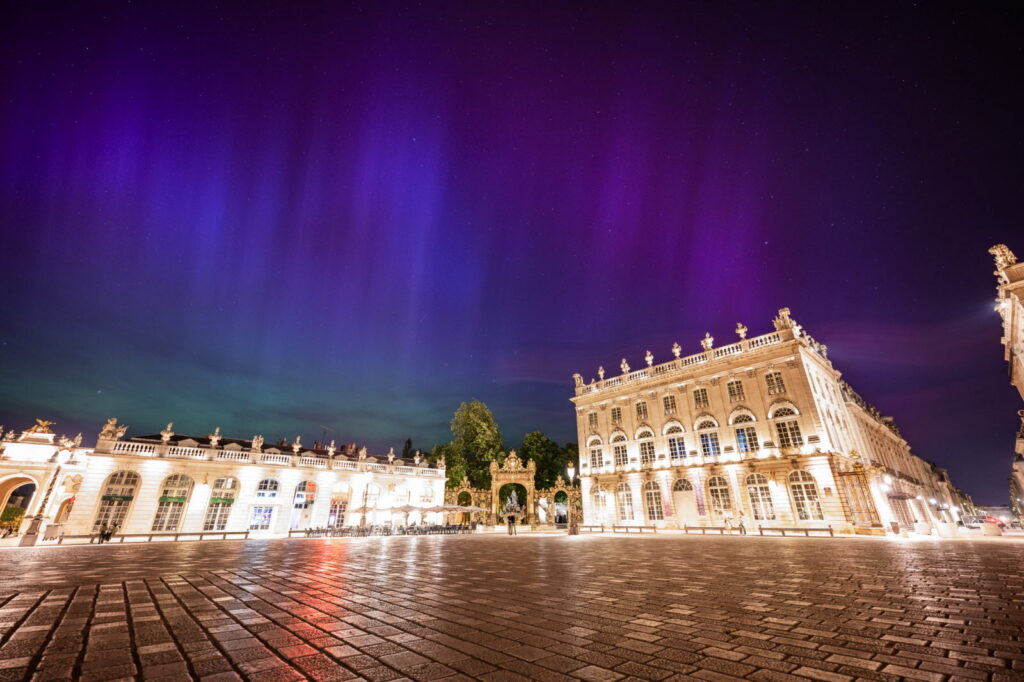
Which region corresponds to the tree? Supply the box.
[446,400,503,489]
[401,438,414,460]
[518,431,562,489]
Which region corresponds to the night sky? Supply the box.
[2,3,1022,504]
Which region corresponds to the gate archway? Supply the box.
[490,451,535,525]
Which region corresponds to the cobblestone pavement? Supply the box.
[1,534,1023,682]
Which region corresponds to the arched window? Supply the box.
[592,485,611,524]
[734,415,759,453]
[707,476,732,514]
[365,484,381,509]
[745,473,775,520]
[587,436,604,470]
[729,410,755,425]
[773,407,797,418]
[616,483,634,521]
[92,471,141,532]
[203,477,237,531]
[256,479,279,498]
[643,481,664,521]
[152,474,194,532]
[775,413,804,448]
[668,432,686,461]
[294,481,316,509]
[697,419,721,458]
[638,430,655,464]
[612,433,628,467]
[766,371,786,395]
[789,471,824,520]
[672,478,693,492]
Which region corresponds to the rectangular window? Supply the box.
[152,501,186,532]
[328,499,347,527]
[249,506,274,530]
[614,444,628,467]
[766,372,786,395]
[735,427,759,453]
[203,502,232,531]
[668,436,686,460]
[636,401,649,421]
[639,441,655,464]
[663,395,677,415]
[589,447,604,469]
[699,432,721,457]
[693,388,709,409]
[611,407,622,424]
[776,420,804,447]
[727,380,745,402]
[588,412,598,430]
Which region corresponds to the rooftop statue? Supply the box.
[99,417,128,440]
[572,372,583,388]
[292,435,302,454]
[327,439,335,457]
[387,447,395,463]
[251,434,264,452]
[208,427,221,448]
[645,350,654,366]
[160,422,174,444]
[736,323,748,340]
[28,418,55,434]
[700,332,714,350]
[620,358,630,374]
[990,244,1018,271]
[672,342,681,358]
[598,366,605,380]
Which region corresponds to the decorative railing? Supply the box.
[575,329,789,396]
[366,463,388,473]
[216,451,250,462]
[395,466,416,474]
[112,442,157,456]
[332,460,358,470]
[167,446,208,459]
[260,453,292,465]
[299,456,327,468]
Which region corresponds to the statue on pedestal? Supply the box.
[736,323,748,340]
[327,439,335,457]
[598,366,605,380]
[160,422,174,444]
[645,350,654,367]
[251,435,264,452]
[387,447,395,463]
[208,427,222,448]
[29,419,55,434]
[672,342,681,358]
[292,435,302,454]
[99,418,128,441]
[620,358,630,374]
[701,332,714,350]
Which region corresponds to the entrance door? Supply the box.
[671,478,699,527]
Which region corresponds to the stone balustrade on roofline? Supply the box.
[85,440,445,476]
[574,328,799,398]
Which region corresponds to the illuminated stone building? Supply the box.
[990,244,1024,517]
[0,419,445,542]
[570,309,965,534]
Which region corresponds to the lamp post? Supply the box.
[566,463,577,534]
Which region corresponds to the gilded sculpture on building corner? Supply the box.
[572,372,583,388]
[99,417,128,440]
[989,243,1017,271]
[28,418,55,434]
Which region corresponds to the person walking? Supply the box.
[507,513,517,535]
[97,521,108,544]
[737,510,747,535]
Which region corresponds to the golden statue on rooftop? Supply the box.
[28,419,55,434]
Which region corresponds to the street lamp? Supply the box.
[566,463,577,534]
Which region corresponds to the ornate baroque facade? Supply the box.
[571,309,966,534]
[990,244,1024,515]
[0,419,446,542]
